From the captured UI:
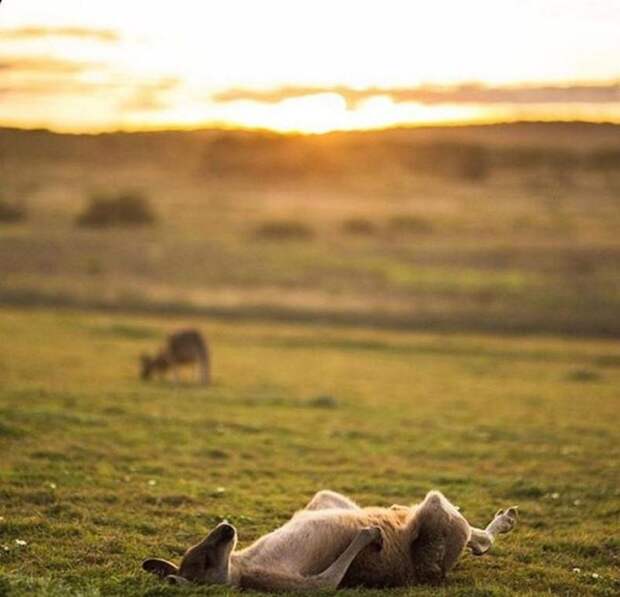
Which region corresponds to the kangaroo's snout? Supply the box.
[217,523,236,541]
[204,522,236,546]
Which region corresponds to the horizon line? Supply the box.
[2,117,619,137]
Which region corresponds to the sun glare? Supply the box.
[1,0,619,132]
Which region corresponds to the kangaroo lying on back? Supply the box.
[143,489,518,590]
[140,329,210,384]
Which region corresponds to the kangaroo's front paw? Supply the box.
[492,506,518,534]
[361,526,383,551]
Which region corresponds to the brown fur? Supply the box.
[340,507,419,587]
[141,329,210,384]
[340,497,470,587]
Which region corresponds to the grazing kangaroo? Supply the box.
[140,329,210,384]
[143,489,518,590]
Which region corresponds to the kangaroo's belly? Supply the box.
[239,509,362,575]
[239,507,416,586]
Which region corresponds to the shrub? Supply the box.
[254,220,314,240]
[76,192,155,228]
[588,148,620,171]
[458,144,490,181]
[401,142,490,181]
[307,395,338,409]
[341,218,376,235]
[387,214,433,235]
[566,368,601,383]
[0,199,26,222]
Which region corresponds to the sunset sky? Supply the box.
[1,0,619,133]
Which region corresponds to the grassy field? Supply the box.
[0,307,618,596]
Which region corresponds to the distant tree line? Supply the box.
[201,133,620,183]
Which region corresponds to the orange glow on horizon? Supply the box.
[3,96,620,136]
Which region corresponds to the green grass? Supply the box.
[0,307,619,596]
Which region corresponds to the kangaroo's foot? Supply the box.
[488,507,518,535]
[467,506,518,556]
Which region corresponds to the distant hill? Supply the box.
[1,122,619,183]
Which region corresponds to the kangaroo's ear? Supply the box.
[142,558,179,578]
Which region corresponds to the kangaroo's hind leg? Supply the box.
[199,345,210,385]
[193,359,209,385]
[194,354,208,385]
[409,491,471,584]
[200,358,210,385]
[240,526,382,591]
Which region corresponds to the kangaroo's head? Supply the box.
[140,352,169,380]
[142,522,237,585]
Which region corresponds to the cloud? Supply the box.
[0,56,96,74]
[1,26,120,42]
[213,82,620,108]
[0,80,105,97]
[0,76,180,109]
[119,78,180,112]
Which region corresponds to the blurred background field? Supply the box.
[1,121,619,337]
